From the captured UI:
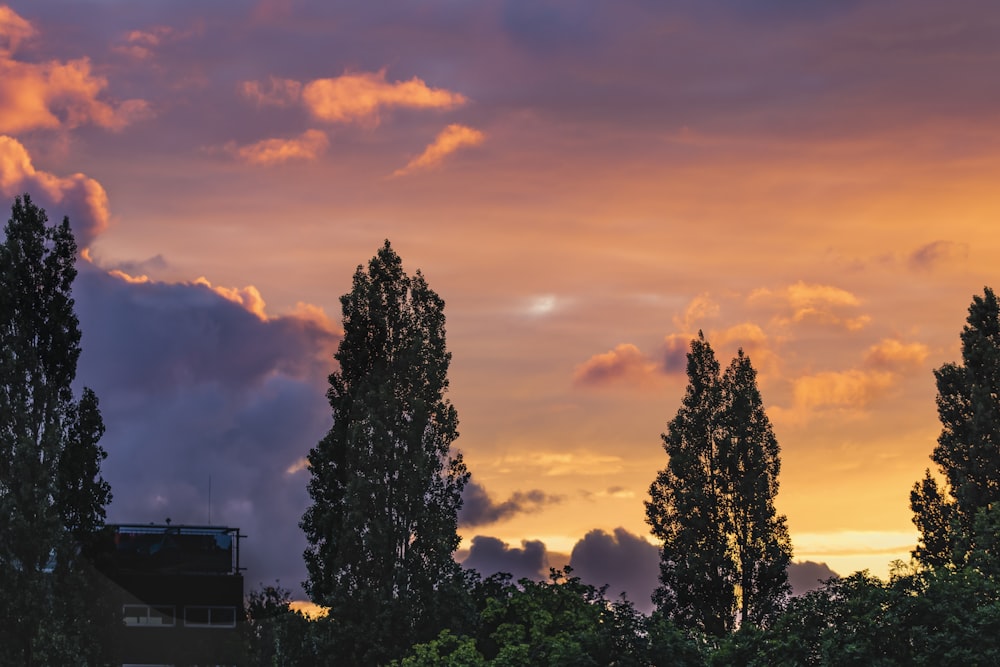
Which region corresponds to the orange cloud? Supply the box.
[108,269,151,284]
[0,135,110,247]
[750,281,870,331]
[301,69,466,125]
[240,76,302,107]
[0,7,148,133]
[780,337,927,418]
[193,277,268,319]
[791,369,896,412]
[496,451,624,477]
[393,124,485,176]
[863,338,929,371]
[573,343,662,388]
[714,321,767,348]
[672,293,720,332]
[227,129,328,165]
[0,6,35,56]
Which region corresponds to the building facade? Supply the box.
[104,523,245,666]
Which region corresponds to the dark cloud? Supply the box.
[568,529,841,614]
[73,263,338,596]
[501,0,601,54]
[788,560,839,596]
[461,536,549,582]
[458,479,561,528]
[661,335,690,375]
[907,240,968,272]
[568,527,660,614]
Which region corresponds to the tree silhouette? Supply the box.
[912,286,1000,568]
[0,194,113,665]
[301,240,469,665]
[647,334,791,636]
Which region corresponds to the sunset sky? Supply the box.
[3,0,998,609]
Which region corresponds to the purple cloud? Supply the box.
[73,263,339,596]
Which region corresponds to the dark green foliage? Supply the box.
[395,568,704,666]
[244,583,318,666]
[0,194,114,665]
[301,240,469,665]
[911,287,1000,568]
[646,334,791,636]
[719,565,1000,666]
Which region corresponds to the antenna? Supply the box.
[208,474,212,524]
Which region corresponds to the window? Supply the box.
[184,606,238,628]
[123,604,175,627]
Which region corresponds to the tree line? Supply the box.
[3,193,1000,665]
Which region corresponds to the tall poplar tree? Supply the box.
[301,241,469,666]
[646,334,791,636]
[646,332,735,636]
[0,194,113,665]
[719,350,792,627]
[911,287,1000,568]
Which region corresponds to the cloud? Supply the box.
[114,26,175,60]
[585,486,635,500]
[572,343,662,388]
[569,528,660,613]
[0,7,148,133]
[393,124,485,176]
[300,69,466,126]
[226,129,329,166]
[787,560,839,596]
[0,5,35,56]
[0,136,109,248]
[494,451,624,477]
[461,536,549,582]
[784,337,928,415]
[459,479,562,528]
[191,277,269,319]
[863,338,928,371]
[660,334,690,374]
[907,240,968,272]
[750,281,870,331]
[791,368,896,412]
[73,265,341,596]
[566,531,841,615]
[673,293,720,332]
[239,76,303,107]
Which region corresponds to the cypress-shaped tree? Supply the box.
[719,349,792,627]
[646,332,736,636]
[301,241,469,666]
[646,335,791,635]
[912,287,1000,568]
[0,194,113,665]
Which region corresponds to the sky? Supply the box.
[2,0,998,611]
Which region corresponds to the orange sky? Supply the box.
[2,1,998,600]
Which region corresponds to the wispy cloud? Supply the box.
[459,479,562,528]
[393,124,485,176]
[226,129,329,166]
[301,69,466,126]
[239,76,303,107]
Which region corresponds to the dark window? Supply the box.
[184,606,237,628]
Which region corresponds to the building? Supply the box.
[104,523,245,666]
